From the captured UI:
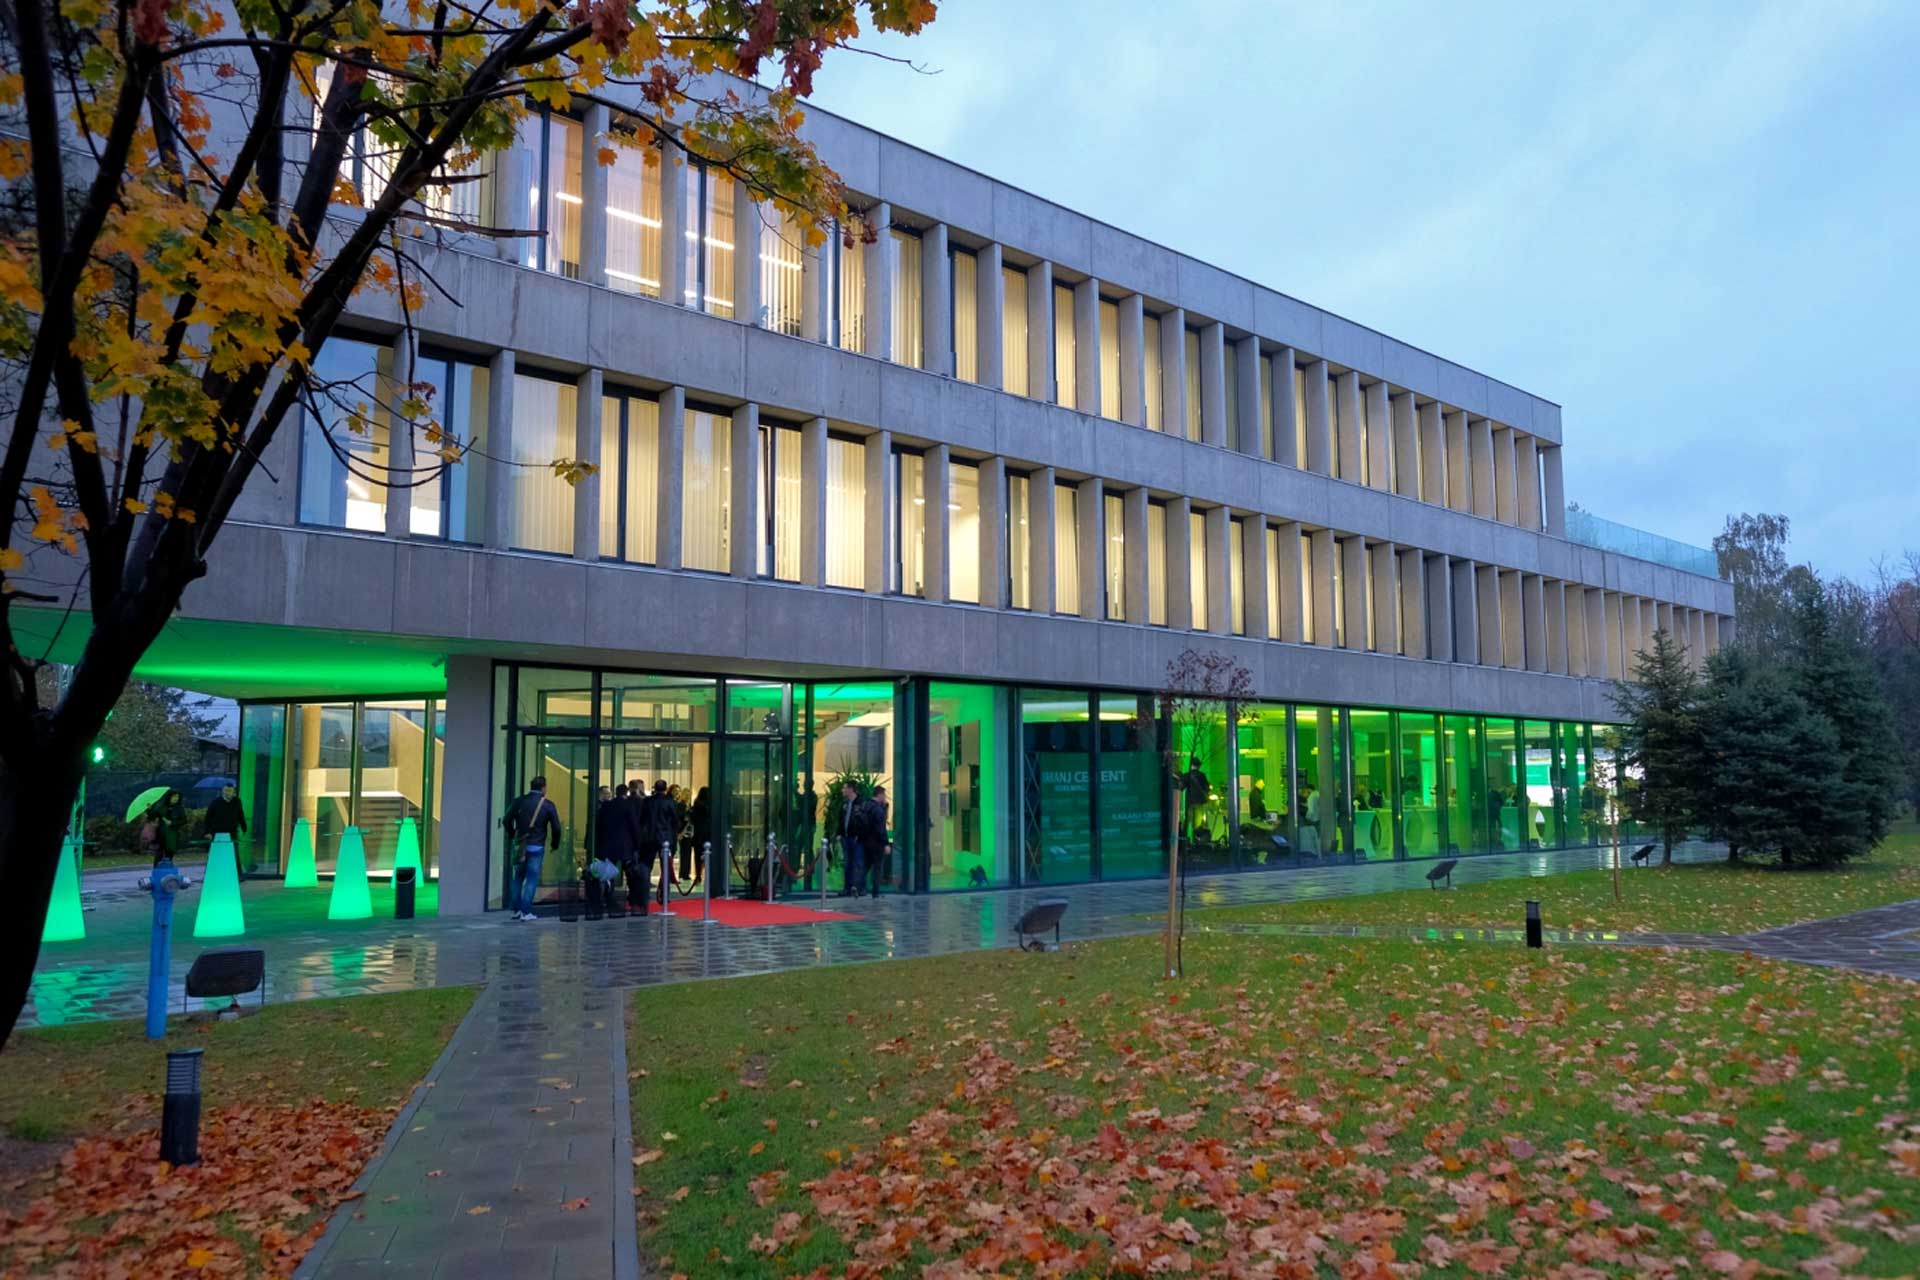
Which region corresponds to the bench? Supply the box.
[1015,898,1070,952]
[1425,858,1459,889]
[1630,843,1655,866]
[184,947,265,1017]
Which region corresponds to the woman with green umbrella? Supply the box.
[128,787,185,865]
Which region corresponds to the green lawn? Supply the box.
[630,933,1920,1277]
[1194,827,1920,935]
[0,986,475,1141]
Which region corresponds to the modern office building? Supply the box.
[24,81,1734,912]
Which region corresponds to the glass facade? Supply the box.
[603,136,662,296]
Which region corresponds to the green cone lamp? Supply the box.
[41,836,85,942]
[328,825,373,920]
[193,833,247,937]
[283,817,317,888]
[392,816,423,881]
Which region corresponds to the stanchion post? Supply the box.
[658,840,671,915]
[820,835,829,908]
[701,841,713,923]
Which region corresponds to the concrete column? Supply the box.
[1310,528,1337,647]
[1657,600,1675,646]
[863,429,891,594]
[1204,504,1231,634]
[1364,380,1392,492]
[1425,553,1453,662]
[1390,392,1418,498]
[733,179,761,329]
[800,235,826,343]
[1398,546,1425,658]
[1444,410,1470,512]
[1469,418,1496,518]
[922,222,951,376]
[1451,558,1479,664]
[1368,540,1398,653]
[1305,362,1335,476]
[1521,574,1546,672]
[437,655,493,914]
[1493,427,1519,525]
[1117,294,1146,427]
[1243,514,1270,639]
[659,154,687,306]
[1276,520,1305,643]
[383,334,415,540]
[483,350,516,549]
[1074,277,1101,419]
[978,456,1008,609]
[1198,322,1228,448]
[1418,401,1445,506]
[976,243,1004,390]
[1564,585,1586,676]
[1544,579,1568,674]
[654,386,684,570]
[1273,348,1300,467]
[1026,260,1054,404]
[1029,465,1056,615]
[571,368,602,562]
[1159,306,1187,438]
[1501,570,1525,668]
[799,417,827,587]
[1609,593,1630,676]
[1341,536,1369,651]
[1705,612,1722,657]
[1234,335,1263,456]
[1475,565,1502,666]
[925,444,951,603]
[492,131,533,263]
[863,202,892,360]
[1076,475,1103,621]
[1123,486,1149,625]
[1541,446,1566,536]
[1167,496,1192,631]
[729,403,759,579]
[1515,434,1541,530]
[1335,371,1363,483]
[1584,588,1607,679]
[579,104,609,290]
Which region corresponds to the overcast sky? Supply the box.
[805,0,1919,582]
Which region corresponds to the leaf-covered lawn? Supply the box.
[629,935,1920,1278]
[1195,829,1920,936]
[0,986,474,1276]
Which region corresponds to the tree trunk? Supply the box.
[1661,831,1674,867]
[0,752,89,1052]
[1727,842,1741,864]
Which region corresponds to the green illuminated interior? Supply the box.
[328,826,374,920]
[41,838,84,943]
[283,817,318,888]
[193,834,248,938]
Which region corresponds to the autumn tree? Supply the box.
[1156,648,1252,979]
[0,0,936,1046]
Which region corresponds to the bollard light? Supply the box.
[161,1047,203,1166]
[394,865,416,920]
[1525,900,1543,949]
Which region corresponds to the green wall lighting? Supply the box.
[41,837,85,943]
[392,817,423,880]
[90,744,106,764]
[283,818,317,888]
[328,825,373,920]
[193,833,247,938]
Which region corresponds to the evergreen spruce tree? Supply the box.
[1788,579,1904,865]
[1697,647,1841,865]
[1611,629,1708,866]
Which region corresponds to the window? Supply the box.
[1143,312,1164,431]
[1444,715,1489,855]
[682,163,734,315]
[1259,353,1275,460]
[759,205,805,334]
[1349,709,1393,859]
[313,62,486,224]
[1189,509,1208,629]
[1097,691,1166,879]
[598,391,659,563]
[1331,536,1346,646]
[1299,531,1314,642]
[929,682,1014,889]
[951,249,978,382]
[1104,492,1125,620]
[412,353,489,541]
[951,461,981,603]
[1099,299,1121,420]
[1054,482,1079,614]
[299,337,393,533]
[757,423,802,581]
[825,436,865,589]
[508,373,577,555]
[896,449,925,596]
[522,113,582,278]
[1229,516,1246,636]
[1147,501,1168,626]
[1265,525,1281,637]
[1184,327,1202,441]
[1293,364,1308,467]
[1223,342,1238,449]
[1020,688,1094,884]
[892,228,923,367]
[1008,472,1031,609]
[682,407,731,572]
[1295,705,1348,856]
[1052,283,1076,409]
[603,136,662,296]
[1002,266,1029,396]
[1398,712,1442,858]
[835,224,866,352]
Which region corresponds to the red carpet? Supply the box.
[660,898,864,927]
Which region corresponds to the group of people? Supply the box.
[836,780,890,898]
[500,774,714,921]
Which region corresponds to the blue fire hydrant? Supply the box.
[137,859,191,1040]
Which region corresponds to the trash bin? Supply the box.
[394,866,416,920]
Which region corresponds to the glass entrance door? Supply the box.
[510,734,592,906]
[599,737,710,899]
[722,736,790,898]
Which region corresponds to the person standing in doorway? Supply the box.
[596,782,637,914]
[625,780,653,908]
[860,785,891,898]
[688,785,712,884]
[503,775,561,921]
[837,781,864,896]
[640,781,677,889]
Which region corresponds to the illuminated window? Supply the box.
[1189,510,1208,629]
[825,436,865,589]
[603,137,661,296]
[835,225,866,352]
[756,423,803,581]
[1147,501,1168,626]
[1105,492,1125,620]
[1002,266,1029,396]
[951,461,981,603]
[1142,312,1163,431]
[599,391,659,563]
[1008,472,1031,608]
[1184,327,1202,441]
[895,449,925,596]
[758,204,805,334]
[892,228,923,367]
[681,164,734,315]
[1055,482,1079,614]
[508,373,577,555]
[682,407,731,572]
[951,250,978,382]
[1052,283,1076,409]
